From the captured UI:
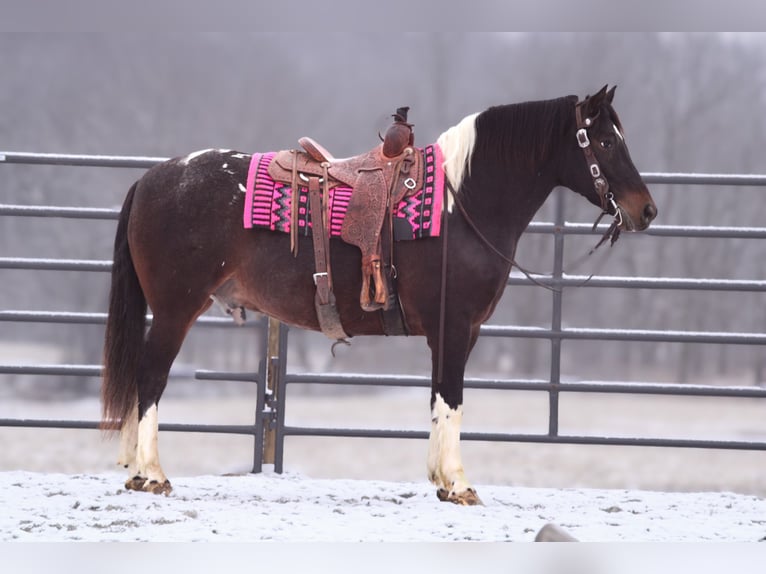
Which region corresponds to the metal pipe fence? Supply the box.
[1,151,766,475]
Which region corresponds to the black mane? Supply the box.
[473,96,577,171]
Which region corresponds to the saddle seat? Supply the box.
[298,136,338,163]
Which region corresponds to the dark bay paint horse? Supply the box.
[102,86,656,505]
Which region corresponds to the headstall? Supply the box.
[575,103,623,247]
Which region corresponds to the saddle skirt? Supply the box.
[243,143,445,241]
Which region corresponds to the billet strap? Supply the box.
[307,176,347,341]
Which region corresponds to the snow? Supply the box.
[2,393,766,573]
[1,469,764,543]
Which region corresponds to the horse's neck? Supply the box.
[460,168,557,250]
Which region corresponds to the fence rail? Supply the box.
[1,151,766,476]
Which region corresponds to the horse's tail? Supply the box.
[101,181,146,433]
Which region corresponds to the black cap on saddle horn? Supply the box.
[382,106,414,158]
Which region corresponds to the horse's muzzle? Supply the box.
[621,200,657,232]
[641,202,658,228]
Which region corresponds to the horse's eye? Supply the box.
[600,139,613,150]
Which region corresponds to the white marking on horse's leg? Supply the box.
[117,401,139,474]
[135,404,168,485]
[180,148,214,165]
[427,393,472,495]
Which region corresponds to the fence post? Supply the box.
[261,316,284,466]
[251,354,268,474]
[548,189,566,437]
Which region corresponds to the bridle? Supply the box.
[574,102,623,231]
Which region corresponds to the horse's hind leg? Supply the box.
[126,309,209,495]
[117,401,140,475]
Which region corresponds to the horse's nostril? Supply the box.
[643,203,657,222]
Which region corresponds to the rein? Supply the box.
[445,179,558,292]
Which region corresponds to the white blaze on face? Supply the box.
[426,393,472,494]
[135,404,167,484]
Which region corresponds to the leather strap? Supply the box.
[290,150,299,256]
[308,177,331,305]
[308,175,347,340]
[436,176,450,387]
[575,104,610,210]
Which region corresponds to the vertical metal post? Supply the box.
[548,189,566,437]
[251,355,267,473]
[262,316,284,466]
[273,322,289,474]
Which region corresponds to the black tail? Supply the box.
[101,181,146,432]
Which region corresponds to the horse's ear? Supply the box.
[583,85,609,117]
[606,85,617,103]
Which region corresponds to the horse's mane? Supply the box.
[437,96,578,195]
[436,112,480,196]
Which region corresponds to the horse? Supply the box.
[101,85,657,505]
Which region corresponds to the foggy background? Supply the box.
[2,32,766,400]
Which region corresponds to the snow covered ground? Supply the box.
[2,390,766,557]
[1,469,765,543]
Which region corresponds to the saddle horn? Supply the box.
[382,106,414,158]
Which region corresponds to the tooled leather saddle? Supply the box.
[267,108,421,340]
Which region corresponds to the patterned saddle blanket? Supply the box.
[243,143,444,241]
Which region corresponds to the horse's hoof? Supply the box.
[125,476,147,491]
[124,476,171,495]
[436,487,483,506]
[145,479,172,496]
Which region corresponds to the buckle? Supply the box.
[605,192,623,227]
[403,177,417,190]
[299,173,324,184]
[590,163,601,178]
[313,272,328,285]
[576,128,590,148]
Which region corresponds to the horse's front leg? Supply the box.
[426,325,482,506]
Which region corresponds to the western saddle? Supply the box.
[267,108,421,340]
